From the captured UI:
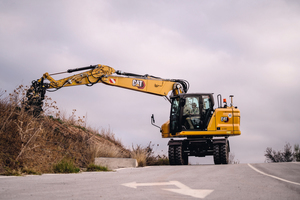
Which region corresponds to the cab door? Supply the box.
[200,95,214,130]
[170,97,181,134]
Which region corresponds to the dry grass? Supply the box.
[131,144,148,167]
[131,142,169,167]
[0,86,131,175]
[82,126,131,158]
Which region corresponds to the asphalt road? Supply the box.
[0,163,299,200]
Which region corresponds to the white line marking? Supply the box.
[248,163,300,186]
[122,181,213,199]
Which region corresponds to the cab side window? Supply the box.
[202,95,211,110]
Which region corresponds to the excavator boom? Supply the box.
[25,64,189,115]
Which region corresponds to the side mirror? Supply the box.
[151,114,160,129]
[151,114,155,123]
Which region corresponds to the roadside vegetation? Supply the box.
[131,142,169,167]
[0,86,169,176]
[228,152,240,164]
[87,163,109,172]
[265,143,300,162]
[53,159,80,173]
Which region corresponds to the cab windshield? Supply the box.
[170,94,214,133]
[183,97,200,130]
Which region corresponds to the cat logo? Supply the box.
[221,117,229,122]
[132,79,145,89]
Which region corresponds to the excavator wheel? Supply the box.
[220,143,229,164]
[213,144,221,165]
[168,145,188,165]
[168,145,176,165]
[175,145,188,165]
[213,142,229,165]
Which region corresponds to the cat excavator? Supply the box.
[25,64,241,165]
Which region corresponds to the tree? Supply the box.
[282,143,294,162]
[294,144,300,162]
[265,143,295,163]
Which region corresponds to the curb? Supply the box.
[95,157,138,170]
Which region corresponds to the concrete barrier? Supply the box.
[95,157,138,170]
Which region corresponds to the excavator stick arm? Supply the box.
[40,64,115,89]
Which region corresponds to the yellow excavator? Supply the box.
[25,64,241,165]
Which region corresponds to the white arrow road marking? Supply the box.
[122,181,213,199]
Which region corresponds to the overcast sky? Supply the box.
[1,0,300,164]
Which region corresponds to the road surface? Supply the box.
[0,162,299,199]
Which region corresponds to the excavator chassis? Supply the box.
[168,137,230,165]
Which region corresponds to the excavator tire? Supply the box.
[168,145,188,165]
[168,145,176,165]
[220,143,229,164]
[175,145,188,165]
[213,144,221,165]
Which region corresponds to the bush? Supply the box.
[86,163,109,171]
[131,144,147,167]
[265,143,296,162]
[53,159,80,173]
[3,169,22,176]
[152,155,169,165]
[294,144,300,161]
[21,168,41,175]
[131,142,169,166]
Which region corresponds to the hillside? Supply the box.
[0,87,131,175]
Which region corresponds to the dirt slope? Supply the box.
[0,102,130,174]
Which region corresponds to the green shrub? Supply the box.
[4,168,41,176]
[22,168,41,175]
[53,159,80,173]
[3,168,22,176]
[155,156,170,165]
[87,163,109,171]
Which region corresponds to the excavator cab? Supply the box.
[170,93,214,134]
